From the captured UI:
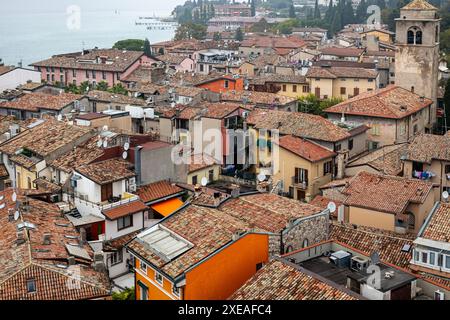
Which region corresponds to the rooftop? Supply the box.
[102,200,148,220]
[75,158,135,185]
[320,47,365,57]
[246,109,351,142]
[405,134,450,164]
[325,86,433,119]
[137,180,184,204]
[402,0,437,10]
[419,202,450,243]
[306,66,378,79]
[278,135,336,162]
[0,92,84,112]
[221,90,296,106]
[87,90,146,106]
[230,259,357,300]
[342,171,434,215]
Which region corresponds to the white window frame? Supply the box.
[140,260,147,273]
[155,272,163,285]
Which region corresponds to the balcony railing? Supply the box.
[292,177,308,189]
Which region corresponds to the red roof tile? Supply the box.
[278,135,336,162]
[137,180,183,203]
[102,200,148,220]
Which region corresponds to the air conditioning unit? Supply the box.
[50,194,60,203]
[350,256,370,272]
[434,290,445,300]
[129,184,137,192]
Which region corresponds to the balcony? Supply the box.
[74,192,140,218]
[291,176,308,189]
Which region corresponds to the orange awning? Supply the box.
[151,198,184,217]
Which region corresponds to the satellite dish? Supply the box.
[443,191,449,200]
[57,114,63,121]
[14,210,19,221]
[200,177,208,187]
[103,139,108,148]
[327,202,337,213]
[96,140,102,148]
[12,192,17,202]
[124,142,130,151]
[0,203,5,209]
[0,195,3,201]
[257,172,266,182]
[122,151,128,160]
[102,125,108,131]
[370,252,380,265]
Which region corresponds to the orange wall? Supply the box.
[135,259,179,300]
[197,77,244,93]
[183,233,269,300]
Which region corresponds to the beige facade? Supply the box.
[272,147,334,202]
[308,76,377,100]
[188,164,221,185]
[404,159,450,199]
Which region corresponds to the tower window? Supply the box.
[416,31,422,45]
[407,27,422,45]
[407,30,415,44]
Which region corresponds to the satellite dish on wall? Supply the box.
[14,210,20,221]
[257,173,266,182]
[12,192,17,202]
[124,142,130,151]
[57,114,63,121]
[443,191,449,200]
[103,139,108,148]
[102,125,108,131]
[0,195,3,201]
[122,151,128,160]
[201,177,208,187]
[96,139,103,148]
[327,202,337,213]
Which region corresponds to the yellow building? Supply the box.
[306,66,378,100]
[272,135,336,202]
[360,29,395,44]
[187,154,221,185]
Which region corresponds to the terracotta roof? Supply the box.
[104,230,141,251]
[102,200,148,220]
[31,48,144,72]
[221,91,296,106]
[330,222,415,268]
[188,153,219,173]
[402,0,437,10]
[306,66,378,79]
[405,134,450,164]
[313,60,376,68]
[420,202,450,243]
[320,47,364,57]
[347,143,409,176]
[17,82,46,91]
[201,102,250,119]
[76,158,135,185]
[320,177,352,189]
[230,259,357,300]
[241,36,305,50]
[157,53,191,65]
[247,109,351,142]
[0,164,8,178]
[33,178,62,194]
[49,136,104,174]
[325,86,433,119]
[0,92,83,112]
[140,140,172,151]
[127,82,169,94]
[342,171,434,215]
[9,153,40,169]
[87,90,145,106]
[310,195,343,216]
[0,118,93,158]
[137,180,183,203]
[76,113,109,121]
[278,135,336,162]
[0,189,110,300]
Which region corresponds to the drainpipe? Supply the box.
[134,146,143,187]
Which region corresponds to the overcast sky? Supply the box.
[1,0,187,15]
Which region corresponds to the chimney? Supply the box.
[79,228,87,246]
[336,153,346,180]
[8,209,14,222]
[42,233,51,245]
[68,256,76,266]
[93,252,106,272]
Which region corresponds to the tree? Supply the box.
[109,83,128,95]
[314,0,321,20]
[441,29,450,54]
[342,0,355,25]
[298,94,343,116]
[65,83,80,94]
[251,0,256,17]
[174,23,207,41]
[143,38,151,57]
[112,287,135,300]
[213,32,222,41]
[251,18,269,32]
[113,39,144,51]
[289,3,296,19]
[96,81,109,91]
[324,0,335,22]
[79,81,90,94]
[235,27,244,41]
[355,0,367,24]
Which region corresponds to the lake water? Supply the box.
[0,10,176,67]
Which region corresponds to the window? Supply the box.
[27,177,32,189]
[102,71,106,80]
[86,70,89,78]
[446,255,450,269]
[292,85,297,93]
[415,31,422,44]
[421,251,428,263]
[294,168,308,186]
[407,30,415,44]
[208,170,214,183]
[51,67,55,73]
[51,74,55,82]
[46,66,50,72]
[27,279,36,293]
[155,272,163,285]
[323,161,332,175]
[438,254,443,266]
[110,250,123,266]
[200,64,204,72]
[302,239,309,248]
[348,139,354,151]
[46,74,50,82]
[138,282,148,300]
[415,250,419,262]
[335,144,342,152]
[429,252,435,265]
[192,175,198,185]
[368,79,374,82]
[256,262,264,271]
[92,70,96,79]
[172,285,180,297]
[302,85,309,93]
[140,260,147,273]
[73,69,77,77]
[371,124,380,136]
[60,75,64,83]
[353,87,360,96]
[445,165,450,174]
[340,87,346,95]
[282,84,287,92]
[117,215,133,230]
[224,80,229,88]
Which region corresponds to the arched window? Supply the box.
[407,30,415,44]
[416,31,422,44]
[302,239,309,248]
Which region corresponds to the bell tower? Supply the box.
[395,0,440,125]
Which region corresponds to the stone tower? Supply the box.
[395,0,440,125]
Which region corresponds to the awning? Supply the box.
[151,198,184,217]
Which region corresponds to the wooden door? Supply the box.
[101,183,113,202]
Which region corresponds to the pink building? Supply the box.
[31,49,158,88]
